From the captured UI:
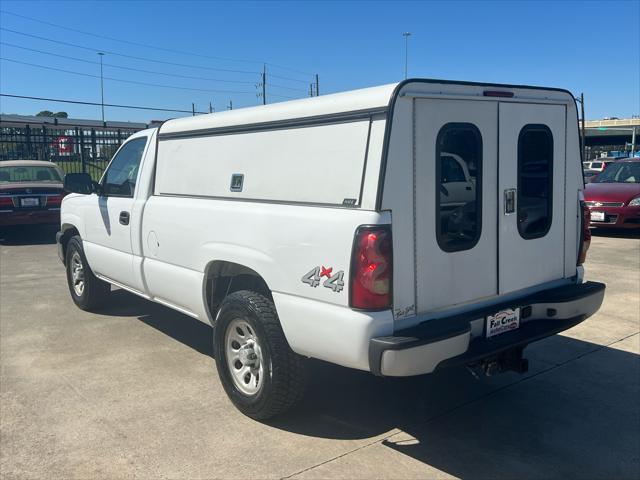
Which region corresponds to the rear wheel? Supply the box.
[65,236,110,311]
[214,290,307,420]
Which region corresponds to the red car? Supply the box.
[0,160,66,227]
[584,157,640,229]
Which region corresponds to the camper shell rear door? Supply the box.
[381,81,572,323]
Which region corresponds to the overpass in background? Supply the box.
[584,117,639,147]
[582,117,638,158]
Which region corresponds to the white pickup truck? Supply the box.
[58,79,605,419]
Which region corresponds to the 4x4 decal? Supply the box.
[301,266,345,293]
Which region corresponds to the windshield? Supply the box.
[594,162,640,183]
[0,165,63,183]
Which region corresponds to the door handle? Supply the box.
[119,211,130,225]
[504,189,516,215]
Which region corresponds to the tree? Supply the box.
[35,111,68,118]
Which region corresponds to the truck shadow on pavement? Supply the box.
[103,289,639,479]
[0,225,58,245]
[276,337,639,479]
[591,228,640,239]
[101,289,214,357]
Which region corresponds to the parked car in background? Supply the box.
[583,168,600,183]
[0,160,66,227]
[584,157,640,229]
[584,158,618,173]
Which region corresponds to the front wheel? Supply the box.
[214,290,307,420]
[65,236,110,311]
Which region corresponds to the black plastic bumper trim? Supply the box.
[436,315,585,369]
[369,281,605,376]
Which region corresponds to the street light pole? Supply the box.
[402,32,412,79]
[98,52,105,123]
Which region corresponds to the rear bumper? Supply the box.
[369,281,606,376]
[588,205,640,229]
[0,209,60,226]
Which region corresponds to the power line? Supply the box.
[0,27,311,84]
[0,42,309,93]
[0,93,209,114]
[0,57,257,94]
[268,92,299,100]
[0,27,255,75]
[268,72,311,84]
[0,9,316,78]
[0,42,254,85]
[268,83,307,93]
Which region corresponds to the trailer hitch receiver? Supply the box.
[469,347,529,377]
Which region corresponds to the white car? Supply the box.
[583,158,618,172]
[57,79,605,419]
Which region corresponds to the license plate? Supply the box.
[590,211,605,222]
[486,308,520,338]
[20,197,39,207]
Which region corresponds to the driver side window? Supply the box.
[102,137,147,197]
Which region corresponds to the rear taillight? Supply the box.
[350,225,392,310]
[46,194,64,207]
[578,201,591,265]
[0,196,13,208]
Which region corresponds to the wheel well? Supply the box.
[59,225,79,264]
[205,261,272,320]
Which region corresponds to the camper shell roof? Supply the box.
[158,79,575,139]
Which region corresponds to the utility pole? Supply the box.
[402,32,412,79]
[576,93,586,162]
[315,74,319,96]
[575,94,586,161]
[192,103,195,116]
[97,52,105,123]
[309,83,314,97]
[209,101,213,113]
[580,93,586,162]
[262,64,267,105]
[228,100,233,110]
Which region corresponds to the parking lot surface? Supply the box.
[1,226,639,479]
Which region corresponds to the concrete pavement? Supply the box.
[0,226,638,479]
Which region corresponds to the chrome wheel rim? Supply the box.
[224,318,264,396]
[70,251,85,297]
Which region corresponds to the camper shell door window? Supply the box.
[435,123,483,253]
[517,125,553,239]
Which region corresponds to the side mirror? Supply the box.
[64,173,95,194]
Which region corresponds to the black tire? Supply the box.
[65,235,110,311]
[214,290,307,420]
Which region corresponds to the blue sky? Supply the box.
[1,0,638,122]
